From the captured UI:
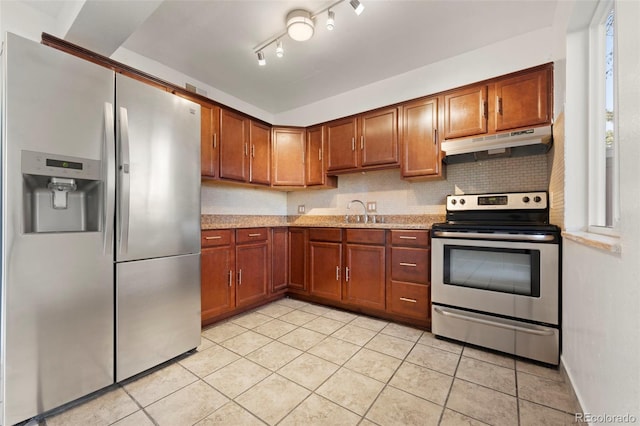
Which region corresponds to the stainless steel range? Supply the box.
[431,191,561,365]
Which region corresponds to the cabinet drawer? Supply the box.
[390,230,430,247]
[391,247,429,284]
[388,281,430,321]
[236,228,269,244]
[308,228,343,242]
[346,229,386,245]
[201,229,232,247]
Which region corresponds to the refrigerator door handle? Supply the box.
[103,102,116,254]
[118,106,131,255]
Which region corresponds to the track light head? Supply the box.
[275,40,284,58]
[326,10,335,31]
[349,0,365,15]
[257,51,266,66]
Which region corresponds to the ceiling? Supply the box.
[25,0,560,115]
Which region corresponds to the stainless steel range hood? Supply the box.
[442,125,552,164]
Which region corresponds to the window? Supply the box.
[589,1,619,233]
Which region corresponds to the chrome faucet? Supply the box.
[347,199,368,224]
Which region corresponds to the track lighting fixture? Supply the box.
[349,0,365,15]
[326,10,335,31]
[253,0,365,66]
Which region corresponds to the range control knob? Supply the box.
[522,196,530,203]
[451,199,457,205]
[460,199,466,205]
[534,196,542,203]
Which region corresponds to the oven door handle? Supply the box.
[431,230,556,242]
[433,307,556,336]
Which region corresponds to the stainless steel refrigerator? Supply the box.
[1,33,201,425]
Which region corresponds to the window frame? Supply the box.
[587,0,619,236]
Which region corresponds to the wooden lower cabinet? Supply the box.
[288,228,307,293]
[235,242,269,308]
[201,230,235,322]
[308,241,343,301]
[386,230,431,323]
[201,228,272,325]
[201,244,234,320]
[271,227,288,294]
[344,243,386,310]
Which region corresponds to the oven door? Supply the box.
[432,236,559,325]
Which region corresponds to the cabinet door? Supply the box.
[219,108,248,182]
[344,244,386,310]
[495,68,551,131]
[201,246,234,321]
[308,241,342,301]
[236,242,269,308]
[272,127,305,186]
[306,126,325,186]
[271,227,288,293]
[249,120,271,185]
[444,85,488,139]
[326,117,358,172]
[359,107,399,168]
[201,105,219,178]
[288,228,307,292]
[401,97,440,178]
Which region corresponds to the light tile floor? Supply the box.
[42,298,583,426]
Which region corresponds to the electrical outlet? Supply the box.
[297,204,306,214]
[366,201,377,212]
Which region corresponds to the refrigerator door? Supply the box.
[115,75,201,262]
[1,34,115,425]
[116,254,201,381]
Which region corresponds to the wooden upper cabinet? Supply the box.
[219,108,249,182]
[249,120,271,185]
[495,67,551,132]
[401,97,440,179]
[200,105,220,178]
[358,107,399,168]
[272,127,305,187]
[306,125,325,186]
[443,84,488,139]
[326,117,358,172]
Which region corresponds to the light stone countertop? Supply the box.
[201,215,444,230]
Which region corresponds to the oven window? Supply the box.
[443,245,540,296]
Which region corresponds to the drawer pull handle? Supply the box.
[204,236,222,240]
[238,269,242,285]
[345,267,350,282]
[400,297,417,303]
[399,236,417,240]
[248,233,262,237]
[336,266,340,281]
[399,262,417,267]
[228,270,233,287]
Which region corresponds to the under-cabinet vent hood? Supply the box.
[442,126,552,164]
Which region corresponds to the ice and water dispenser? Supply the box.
[22,150,103,233]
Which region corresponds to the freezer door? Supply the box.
[116,254,201,381]
[2,34,115,425]
[115,75,201,262]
